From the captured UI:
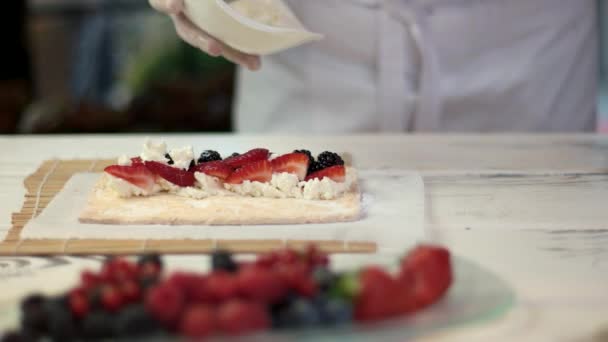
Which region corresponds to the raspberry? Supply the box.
[206,271,239,303]
[276,262,310,290]
[217,299,270,335]
[145,283,185,326]
[119,280,141,304]
[237,265,287,304]
[68,287,89,319]
[304,244,329,267]
[80,270,101,291]
[178,304,217,338]
[101,285,124,313]
[166,272,200,297]
[276,248,300,265]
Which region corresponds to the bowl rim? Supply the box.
[209,0,321,36]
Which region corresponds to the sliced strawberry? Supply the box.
[130,157,143,165]
[222,148,269,169]
[304,165,346,182]
[270,153,309,180]
[104,164,156,192]
[400,245,453,309]
[193,161,232,180]
[225,160,272,185]
[145,161,195,187]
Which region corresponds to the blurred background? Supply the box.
[3,0,235,134]
[0,0,607,134]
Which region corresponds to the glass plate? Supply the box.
[0,255,514,341]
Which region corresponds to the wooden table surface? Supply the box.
[1,134,607,341]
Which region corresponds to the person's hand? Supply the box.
[149,0,261,70]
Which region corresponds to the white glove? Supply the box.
[149,0,261,70]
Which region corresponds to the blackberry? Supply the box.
[293,150,313,163]
[114,304,159,337]
[137,253,163,270]
[164,153,174,165]
[211,249,238,273]
[198,150,222,163]
[228,152,240,158]
[44,297,78,342]
[308,162,323,175]
[317,152,344,169]
[20,294,48,336]
[312,266,338,292]
[82,311,116,339]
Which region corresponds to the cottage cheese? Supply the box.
[104,174,161,198]
[169,146,194,170]
[141,139,168,163]
[117,155,132,166]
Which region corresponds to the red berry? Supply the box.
[225,160,272,185]
[178,304,217,338]
[222,148,270,169]
[192,161,232,180]
[80,270,100,290]
[113,259,138,283]
[305,165,346,183]
[393,272,418,315]
[206,271,239,303]
[400,245,453,309]
[138,262,161,279]
[189,275,213,303]
[276,261,309,290]
[144,161,195,187]
[217,299,270,335]
[276,248,300,265]
[270,153,309,180]
[237,265,287,304]
[104,164,157,192]
[166,272,199,295]
[119,280,141,303]
[304,244,329,267]
[294,277,318,298]
[101,285,123,312]
[146,283,185,325]
[354,266,399,322]
[69,288,89,319]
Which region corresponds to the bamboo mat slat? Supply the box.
[1,159,376,256]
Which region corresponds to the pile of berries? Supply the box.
[106,148,348,193]
[2,244,452,341]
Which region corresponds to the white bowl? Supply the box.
[183,0,323,55]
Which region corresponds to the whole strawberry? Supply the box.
[400,245,453,308]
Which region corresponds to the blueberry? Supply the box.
[322,298,353,325]
[137,253,163,270]
[278,298,322,328]
[20,294,48,336]
[115,304,161,337]
[82,311,115,339]
[211,250,238,273]
[312,267,337,293]
[198,150,222,163]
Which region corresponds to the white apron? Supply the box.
[234,0,598,133]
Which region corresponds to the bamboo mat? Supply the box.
[1,159,376,256]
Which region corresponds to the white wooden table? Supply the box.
[1,134,608,341]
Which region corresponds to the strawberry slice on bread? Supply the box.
[304,165,345,183]
[223,149,269,169]
[104,164,156,192]
[193,161,232,180]
[145,161,195,187]
[225,160,272,185]
[270,153,309,180]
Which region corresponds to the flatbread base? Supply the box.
[78,177,361,225]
